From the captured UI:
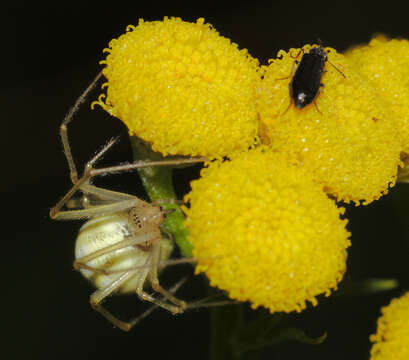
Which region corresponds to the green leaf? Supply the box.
[212,306,325,358]
[267,327,327,345]
[335,278,399,297]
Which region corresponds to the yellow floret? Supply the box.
[256,45,401,205]
[94,17,261,158]
[183,148,350,313]
[370,291,409,360]
[346,36,409,154]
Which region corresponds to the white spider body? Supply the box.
[75,212,173,294]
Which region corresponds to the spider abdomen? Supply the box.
[75,212,154,294]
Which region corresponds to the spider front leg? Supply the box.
[49,136,123,220]
[60,72,103,185]
[50,137,205,221]
[51,182,147,221]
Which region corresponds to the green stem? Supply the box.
[209,304,243,360]
[130,136,193,257]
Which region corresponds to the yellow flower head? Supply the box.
[256,45,401,205]
[183,148,350,313]
[370,291,409,360]
[346,36,409,154]
[94,17,260,158]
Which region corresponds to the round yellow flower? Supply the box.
[370,291,409,360]
[183,148,350,313]
[256,45,401,205]
[94,17,260,158]
[346,36,409,154]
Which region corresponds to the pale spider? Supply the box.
[50,73,208,331]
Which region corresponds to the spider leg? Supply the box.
[185,296,237,309]
[51,137,204,220]
[148,236,187,309]
[125,279,236,330]
[86,256,198,274]
[60,72,103,184]
[135,250,183,315]
[90,270,139,331]
[126,277,188,330]
[89,156,206,178]
[91,277,188,332]
[89,247,185,331]
[151,198,186,206]
[50,183,147,220]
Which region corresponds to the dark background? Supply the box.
[4,1,409,359]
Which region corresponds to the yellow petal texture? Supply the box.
[256,45,401,205]
[346,36,409,154]
[95,17,260,157]
[370,291,409,360]
[183,148,350,313]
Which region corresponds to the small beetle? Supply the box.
[281,44,346,112]
[291,46,329,109]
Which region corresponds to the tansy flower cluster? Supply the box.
[346,36,409,155]
[256,45,402,205]
[370,291,409,360]
[93,17,260,158]
[183,148,350,313]
[94,19,408,319]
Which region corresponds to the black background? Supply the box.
[4,1,409,359]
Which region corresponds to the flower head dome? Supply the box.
[346,36,409,154]
[94,17,261,158]
[256,45,401,205]
[370,291,409,360]
[183,148,350,313]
